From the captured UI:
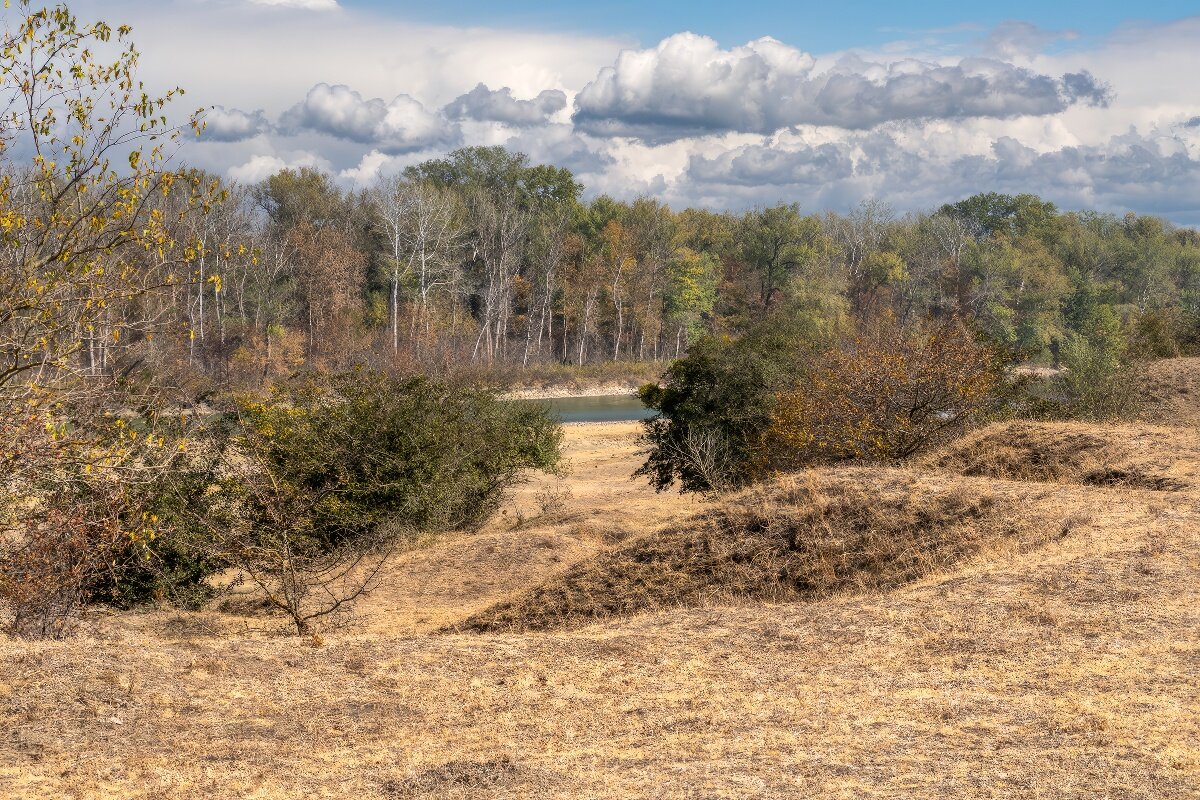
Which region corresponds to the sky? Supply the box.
[58,0,1200,223]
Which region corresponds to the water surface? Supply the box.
[525,394,654,423]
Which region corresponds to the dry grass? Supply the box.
[454,470,1063,633]
[924,420,1200,490]
[1140,356,1200,426]
[1,363,1199,798]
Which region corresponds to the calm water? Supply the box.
[524,394,655,423]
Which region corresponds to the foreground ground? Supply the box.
[1,361,1199,798]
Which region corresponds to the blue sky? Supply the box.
[352,0,1198,51]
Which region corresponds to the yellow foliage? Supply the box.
[765,317,1001,471]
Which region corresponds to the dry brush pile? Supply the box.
[456,415,1200,633]
[455,468,1066,633]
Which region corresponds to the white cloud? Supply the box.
[981,21,1077,60]
[227,151,331,184]
[444,84,567,127]
[677,126,1200,222]
[199,106,271,142]
[338,149,396,186]
[574,32,1109,140]
[279,83,458,152]
[63,3,1200,224]
[80,0,626,116]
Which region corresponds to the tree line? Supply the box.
[157,154,1200,385]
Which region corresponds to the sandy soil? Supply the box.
[501,383,643,400]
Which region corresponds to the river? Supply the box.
[522,394,655,423]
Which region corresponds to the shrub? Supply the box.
[166,370,562,633]
[1130,308,1183,359]
[1049,333,1143,421]
[0,406,190,637]
[764,318,1002,469]
[0,506,117,639]
[636,309,836,493]
[235,370,563,541]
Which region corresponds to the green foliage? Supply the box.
[1050,331,1143,421]
[255,167,350,232]
[88,535,220,611]
[404,145,581,212]
[737,203,821,310]
[233,370,563,542]
[637,302,843,493]
[943,192,1058,240]
[664,247,719,348]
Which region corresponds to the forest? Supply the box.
[132,148,1200,386]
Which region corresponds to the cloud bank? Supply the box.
[444,84,567,127]
[572,33,1110,140]
[83,0,1200,225]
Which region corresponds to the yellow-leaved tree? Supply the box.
[0,1,218,637]
[764,316,1003,472]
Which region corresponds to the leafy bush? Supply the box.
[160,370,563,633]
[1035,302,1144,421]
[1049,334,1143,421]
[764,318,1003,469]
[637,307,840,493]
[234,370,562,541]
[87,535,221,611]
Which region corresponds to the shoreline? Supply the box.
[501,382,643,400]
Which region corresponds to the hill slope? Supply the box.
[2,364,1199,798]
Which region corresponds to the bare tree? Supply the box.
[287,223,365,359]
[372,177,464,356]
[522,206,570,366]
[181,436,399,636]
[663,427,739,495]
[826,199,895,306]
[470,188,526,365]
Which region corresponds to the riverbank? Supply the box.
[502,381,642,400]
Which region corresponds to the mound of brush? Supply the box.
[451,469,1069,633]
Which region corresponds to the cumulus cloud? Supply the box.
[573,33,1111,140]
[1185,116,1200,129]
[503,124,616,176]
[338,150,396,186]
[227,151,331,184]
[444,84,567,126]
[681,128,1200,222]
[279,83,458,152]
[199,106,271,142]
[687,141,856,187]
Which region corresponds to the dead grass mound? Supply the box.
[1139,356,1200,427]
[926,420,1193,490]
[452,470,1065,633]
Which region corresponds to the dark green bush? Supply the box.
[637,309,837,493]
[100,370,562,608]
[235,370,563,543]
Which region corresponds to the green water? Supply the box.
[524,394,654,423]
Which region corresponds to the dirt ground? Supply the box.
[1,379,1199,798]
